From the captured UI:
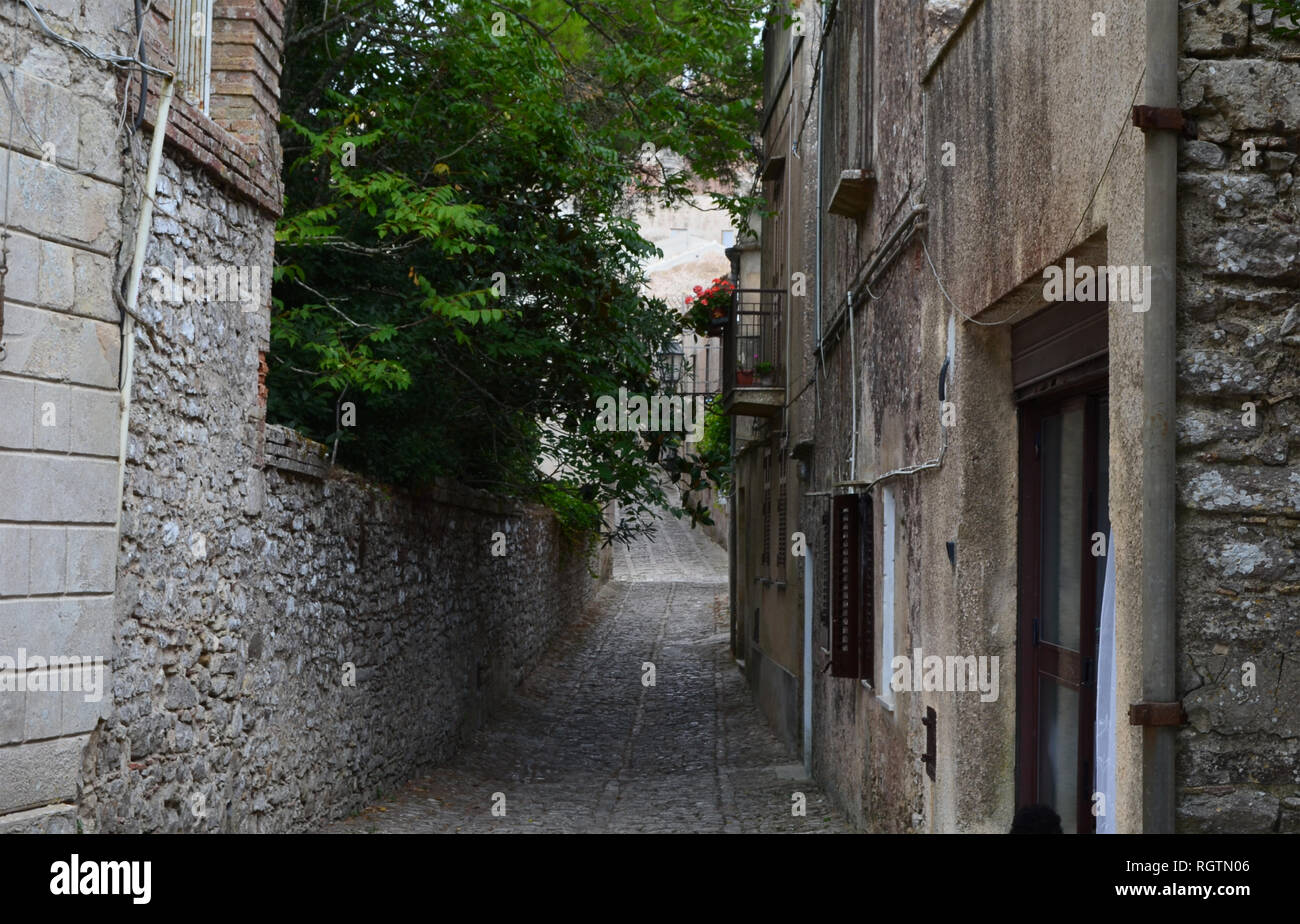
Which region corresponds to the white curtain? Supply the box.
[1094,532,1117,833]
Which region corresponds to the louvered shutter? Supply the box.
[830,494,859,677]
[830,493,875,680]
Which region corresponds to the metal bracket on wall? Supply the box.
[1128,701,1188,727]
[1131,105,1197,139]
[921,706,937,781]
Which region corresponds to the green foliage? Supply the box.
[273,0,769,543]
[694,398,732,493]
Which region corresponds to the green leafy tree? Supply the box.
[273,0,772,542]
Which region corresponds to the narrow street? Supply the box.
[325,515,853,833]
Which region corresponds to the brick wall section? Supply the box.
[1174,4,1300,833]
[132,0,283,216]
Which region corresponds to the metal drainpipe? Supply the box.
[116,77,176,534]
[1141,0,1177,834]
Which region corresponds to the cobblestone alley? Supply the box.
[325,514,854,833]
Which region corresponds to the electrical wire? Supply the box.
[16,0,171,77]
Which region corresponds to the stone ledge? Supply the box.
[263,424,329,480]
[0,802,78,834]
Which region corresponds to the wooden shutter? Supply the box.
[830,493,874,680]
[830,494,860,677]
[776,470,788,572]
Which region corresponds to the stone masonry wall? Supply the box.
[1175,2,1300,833]
[0,0,129,830]
[76,145,607,832]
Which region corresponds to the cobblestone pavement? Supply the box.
[324,513,855,833]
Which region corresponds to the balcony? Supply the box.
[722,288,784,418]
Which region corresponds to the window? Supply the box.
[169,0,214,115]
[878,485,896,703]
[829,493,873,680]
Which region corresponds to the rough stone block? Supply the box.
[0,377,35,449]
[70,386,120,458]
[76,100,121,183]
[0,802,78,833]
[1178,463,1300,513]
[0,454,117,522]
[0,597,114,659]
[0,525,31,597]
[0,678,21,745]
[72,251,117,323]
[1179,2,1249,56]
[31,381,70,452]
[1181,60,1300,131]
[8,151,121,254]
[0,734,88,813]
[62,670,108,734]
[1177,788,1280,834]
[22,674,61,740]
[27,526,67,595]
[65,527,116,593]
[0,302,120,389]
[40,80,80,172]
[5,232,39,304]
[38,239,76,312]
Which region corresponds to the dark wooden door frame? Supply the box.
[1015,379,1106,834]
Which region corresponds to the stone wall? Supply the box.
[82,452,606,833]
[1174,2,1300,833]
[0,0,129,830]
[72,143,607,832]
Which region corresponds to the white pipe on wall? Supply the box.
[115,77,176,534]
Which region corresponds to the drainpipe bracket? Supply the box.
[1128,701,1187,727]
[1130,105,1197,139]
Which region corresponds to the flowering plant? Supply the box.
[683,277,736,335]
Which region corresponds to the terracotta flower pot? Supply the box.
[736,370,756,386]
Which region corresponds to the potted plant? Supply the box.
[736,353,757,386]
[755,361,775,385]
[683,277,735,337]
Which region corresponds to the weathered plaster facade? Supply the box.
[734,0,1298,833]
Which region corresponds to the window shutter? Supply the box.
[830,494,860,677]
[776,470,788,572]
[831,492,875,680]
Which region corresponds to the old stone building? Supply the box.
[0,0,605,833]
[728,0,1298,833]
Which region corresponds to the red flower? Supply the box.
[685,295,693,304]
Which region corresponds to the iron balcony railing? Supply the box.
[724,288,784,393]
[673,339,722,398]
